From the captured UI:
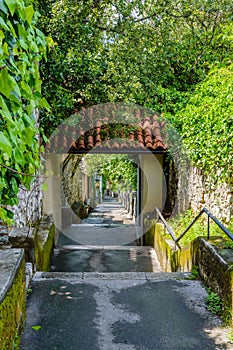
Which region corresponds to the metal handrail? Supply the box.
[146,208,177,243]
[148,207,233,247]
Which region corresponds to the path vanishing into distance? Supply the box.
[20,197,231,349]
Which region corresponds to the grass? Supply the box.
[166,209,233,248]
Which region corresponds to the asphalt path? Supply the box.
[19,273,229,350]
[19,197,230,349]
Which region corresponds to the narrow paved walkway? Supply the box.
[19,197,231,349]
[51,196,162,273]
[58,196,139,246]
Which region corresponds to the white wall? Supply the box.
[140,153,164,214]
[43,154,62,233]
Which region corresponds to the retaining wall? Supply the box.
[145,221,233,318]
[166,158,233,223]
[12,178,43,228]
[0,249,26,349]
[9,216,55,272]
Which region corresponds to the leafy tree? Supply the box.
[85,154,137,193]
[0,0,47,223]
[35,0,233,136]
[34,0,233,186]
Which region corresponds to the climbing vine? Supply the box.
[168,64,233,183]
[0,0,47,223]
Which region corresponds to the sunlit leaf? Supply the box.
[31,325,41,331]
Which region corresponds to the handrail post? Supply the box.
[207,215,210,240]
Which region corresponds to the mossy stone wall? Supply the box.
[144,222,176,272]
[34,219,55,271]
[0,249,26,350]
[9,218,55,272]
[145,221,233,321]
[196,238,233,309]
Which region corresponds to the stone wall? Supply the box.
[0,178,43,246]
[144,221,233,321]
[61,155,92,223]
[0,249,26,349]
[196,238,233,309]
[189,168,233,223]
[62,155,83,208]
[12,178,43,227]
[166,157,233,223]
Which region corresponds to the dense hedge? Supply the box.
[0,0,47,223]
[169,64,233,183]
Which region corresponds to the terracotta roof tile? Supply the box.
[46,111,167,154]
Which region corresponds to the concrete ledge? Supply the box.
[35,217,54,271]
[0,248,26,349]
[57,245,156,251]
[9,217,55,272]
[0,248,25,303]
[9,228,35,263]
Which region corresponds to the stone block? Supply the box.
[9,228,35,263]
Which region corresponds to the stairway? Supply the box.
[53,196,161,273]
[19,197,230,350]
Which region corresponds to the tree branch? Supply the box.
[0,164,38,177]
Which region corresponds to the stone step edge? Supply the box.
[33,271,191,281]
[54,245,154,251]
[70,224,136,227]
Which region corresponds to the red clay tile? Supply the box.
[46,112,167,153]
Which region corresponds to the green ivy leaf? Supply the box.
[0,132,12,156]
[24,5,34,25]
[0,1,8,14]
[0,0,47,223]
[0,17,9,31]
[0,68,21,100]
[4,0,16,16]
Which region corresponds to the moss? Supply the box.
[0,259,26,350]
[144,220,156,247]
[35,223,54,271]
[145,221,200,272]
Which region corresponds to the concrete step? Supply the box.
[58,224,139,246]
[81,218,124,225]
[33,271,191,281]
[50,246,162,273]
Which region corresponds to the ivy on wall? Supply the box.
[0,0,47,223]
[168,64,233,183]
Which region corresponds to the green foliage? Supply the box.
[31,0,233,191]
[206,290,223,316]
[85,154,137,193]
[167,209,233,247]
[167,210,205,247]
[169,63,233,183]
[34,0,233,136]
[189,265,199,280]
[0,0,47,223]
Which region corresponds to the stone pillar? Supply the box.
[43,154,62,237]
[140,153,164,213]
